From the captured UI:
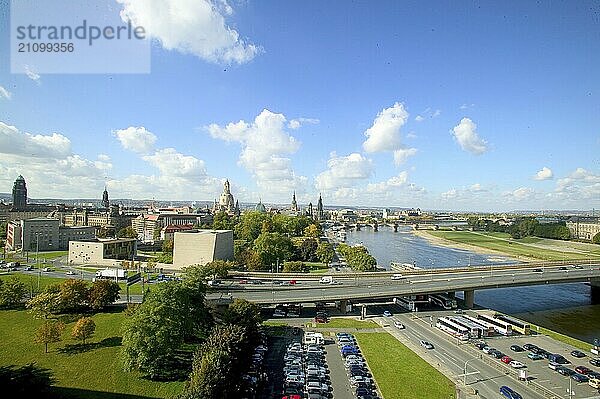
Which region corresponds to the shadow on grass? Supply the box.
[140,349,194,382]
[58,336,122,355]
[0,363,55,398]
[51,386,157,399]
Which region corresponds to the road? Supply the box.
[207,263,600,304]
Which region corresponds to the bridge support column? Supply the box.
[463,290,474,309]
[592,279,600,304]
[339,299,348,314]
[393,223,398,232]
[360,305,367,320]
[356,224,361,231]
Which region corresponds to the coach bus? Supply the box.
[429,293,458,310]
[477,314,512,336]
[449,316,487,338]
[494,314,531,335]
[436,316,470,339]
[461,314,496,337]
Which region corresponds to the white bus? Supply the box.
[449,316,487,339]
[436,316,470,339]
[460,314,496,337]
[477,314,512,336]
[429,294,458,310]
[494,314,531,335]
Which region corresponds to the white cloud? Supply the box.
[460,103,475,110]
[0,86,11,100]
[288,117,319,130]
[406,132,417,139]
[553,168,600,203]
[441,188,458,200]
[97,154,111,162]
[451,118,488,155]
[0,122,71,158]
[117,0,260,64]
[24,65,40,83]
[534,166,553,181]
[143,148,208,178]
[315,152,373,191]
[415,115,424,122]
[206,109,306,196]
[470,183,485,192]
[505,187,534,201]
[393,148,418,165]
[363,102,408,153]
[114,126,157,154]
[432,109,441,118]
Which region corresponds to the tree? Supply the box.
[238,248,264,271]
[189,260,233,280]
[71,317,96,344]
[162,239,174,253]
[88,279,120,310]
[282,261,305,273]
[593,232,600,245]
[298,238,318,262]
[223,299,262,344]
[58,279,89,313]
[0,277,27,309]
[34,320,64,353]
[27,291,61,319]
[213,212,235,231]
[117,226,137,239]
[253,232,295,268]
[316,242,335,265]
[236,211,270,242]
[0,221,7,239]
[303,224,321,238]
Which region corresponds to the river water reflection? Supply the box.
[345,226,600,344]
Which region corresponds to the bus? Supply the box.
[436,316,470,339]
[394,296,417,311]
[429,294,458,310]
[449,316,487,338]
[461,314,496,337]
[477,314,512,336]
[494,314,531,335]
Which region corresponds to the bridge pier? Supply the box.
[592,279,600,304]
[393,223,398,232]
[463,290,474,309]
[339,299,348,314]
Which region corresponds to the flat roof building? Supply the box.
[172,229,234,270]
[68,238,137,265]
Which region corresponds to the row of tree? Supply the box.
[26,279,120,317]
[467,217,571,240]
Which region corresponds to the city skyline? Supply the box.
[1,1,599,212]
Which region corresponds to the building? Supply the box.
[131,211,211,243]
[172,229,234,270]
[213,180,240,216]
[68,238,137,265]
[5,217,96,251]
[12,175,27,210]
[160,224,194,242]
[316,194,324,220]
[101,186,110,209]
[291,191,299,212]
[567,217,600,241]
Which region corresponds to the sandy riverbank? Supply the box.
[411,229,526,262]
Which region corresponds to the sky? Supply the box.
[0,0,599,212]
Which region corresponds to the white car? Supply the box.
[510,360,526,369]
[66,270,75,275]
[420,340,434,349]
[391,274,404,280]
[394,320,405,329]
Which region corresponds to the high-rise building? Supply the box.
[12,175,27,210]
[317,193,324,220]
[101,187,110,209]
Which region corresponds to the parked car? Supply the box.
[420,340,434,350]
[501,356,512,364]
[522,343,537,351]
[590,358,600,367]
[557,367,575,376]
[382,310,392,317]
[499,385,523,399]
[482,346,494,354]
[510,345,524,352]
[575,366,592,375]
[474,342,487,350]
[571,373,589,383]
[527,352,544,360]
[548,362,560,371]
[571,350,586,358]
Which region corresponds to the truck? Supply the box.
[95,268,126,280]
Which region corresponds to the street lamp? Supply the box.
[463,358,478,386]
[35,233,41,291]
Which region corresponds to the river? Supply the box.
[345,226,600,345]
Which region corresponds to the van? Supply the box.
[319,276,332,284]
[589,378,600,389]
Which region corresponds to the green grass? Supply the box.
[311,317,378,329]
[0,309,183,398]
[0,273,71,293]
[29,251,69,260]
[533,325,593,352]
[309,268,329,274]
[355,332,455,399]
[428,230,599,261]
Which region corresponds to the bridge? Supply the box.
[206,262,600,308]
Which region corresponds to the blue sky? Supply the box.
[0,0,599,211]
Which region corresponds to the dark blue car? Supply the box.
[500,385,522,399]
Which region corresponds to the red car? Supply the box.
[281,396,301,399]
[315,315,328,323]
[501,356,513,364]
[575,365,591,375]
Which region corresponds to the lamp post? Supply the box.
[36,233,40,291]
[463,358,477,386]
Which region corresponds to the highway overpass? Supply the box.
[206,262,600,307]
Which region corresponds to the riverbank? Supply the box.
[411,229,525,261]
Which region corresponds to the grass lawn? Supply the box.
[355,332,455,399]
[428,231,599,261]
[29,251,69,260]
[311,317,378,329]
[0,309,183,398]
[0,273,71,293]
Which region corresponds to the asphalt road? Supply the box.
[208,263,600,304]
